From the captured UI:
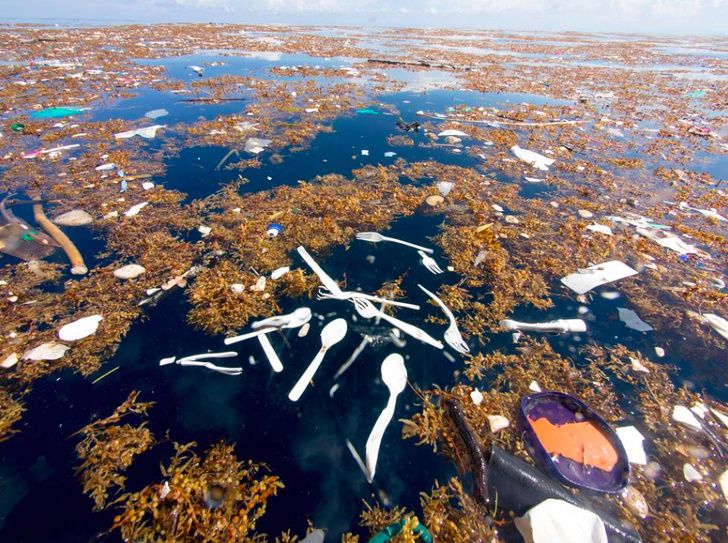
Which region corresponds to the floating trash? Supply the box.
[58,315,103,341]
[52,209,93,226]
[22,342,69,361]
[113,264,146,280]
[266,223,283,237]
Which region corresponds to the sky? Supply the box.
[1,0,727,36]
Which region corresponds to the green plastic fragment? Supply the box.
[10,122,25,132]
[30,107,85,119]
[357,108,380,115]
[686,90,706,98]
[367,518,432,543]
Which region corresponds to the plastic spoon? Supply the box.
[224,307,312,345]
[365,354,407,482]
[258,333,283,372]
[288,318,348,402]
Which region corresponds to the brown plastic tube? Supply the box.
[32,202,87,275]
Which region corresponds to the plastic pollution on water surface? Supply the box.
[560,260,638,294]
[520,392,630,493]
[31,106,87,119]
[244,137,271,154]
[500,318,587,334]
[144,108,168,119]
[511,145,555,171]
[266,223,283,237]
[615,426,648,465]
[58,315,103,341]
[114,125,165,139]
[617,308,653,332]
[515,499,608,543]
[365,354,407,482]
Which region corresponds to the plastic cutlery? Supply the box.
[224,307,311,345]
[417,250,444,275]
[316,287,420,310]
[351,297,443,349]
[365,353,407,482]
[499,318,587,333]
[417,284,469,354]
[289,318,348,401]
[177,360,242,375]
[297,246,344,296]
[258,333,283,372]
[356,232,433,253]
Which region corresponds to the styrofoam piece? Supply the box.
[561,261,638,294]
[514,499,608,543]
[672,405,702,431]
[703,313,728,341]
[511,145,555,171]
[115,125,165,139]
[22,342,69,361]
[58,315,103,341]
[437,129,468,137]
[616,426,647,465]
[618,308,654,332]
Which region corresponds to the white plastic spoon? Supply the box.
[224,308,312,345]
[365,353,407,482]
[258,333,283,372]
[288,318,348,402]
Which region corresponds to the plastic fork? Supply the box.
[316,287,420,310]
[417,250,444,275]
[177,360,242,375]
[417,284,469,354]
[356,232,433,253]
[351,297,443,349]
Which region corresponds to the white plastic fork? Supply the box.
[417,250,444,275]
[356,232,433,253]
[316,287,420,310]
[418,284,469,354]
[351,297,443,349]
[177,360,242,375]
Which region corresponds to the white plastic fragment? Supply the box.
[618,308,654,332]
[1,352,19,369]
[578,209,594,219]
[703,313,728,341]
[629,357,650,373]
[683,463,703,482]
[437,129,468,137]
[672,405,702,431]
[514,499,608,543]
[124,202,148,217]
[271,266,290,280]
[561,261,638,294]
[53,209,93,226]
[301,529,325,543]
[719,469,728,503]
[95,163,115,171]
[524,176,542,183]
[437,181,454,196]
[529,380,542,393]
[616,426,647,465]
[586,223,613,236]
[710,408,728,429]
[115,125,165,139]
[511,145,555,171]
[636,228,703,256]
[113,264,146,279]
[244,137,271,154]
[491,204,504,212]
[383,151,397,157]
[298,322,310,337]
[141,181,155,190]
[488,415,510,432]
[470,389,483,405]
[198,225,212,237]
[250,275,266,292]
[159,356,176,366]
[159,481,171,499]
[58,315,103,341]
[654,346,665,357]
[144,108,168,119]
[361,149,369,156]
[22,342,69,361]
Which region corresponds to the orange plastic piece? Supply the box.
[528,416,618,472]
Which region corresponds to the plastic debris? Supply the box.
[470,389,483,405]
[703,313,728,341]
[52,209,93,226]
[144,108,168,119]
[244,137,271,154]
[124,202,148,217]
[618,308,654,332]
[437,181,454,196]
[514,499,608,543]
[58,315,103,341]
[115,125,165,139]
[683,463,703,482]
[616,426,647,465]
[561,261,638,294]
[266,223,283,237]
[425,194,444,206]
[586,223,613,236]
[672,405,702,431]
[500,319,587,333]
[22,342,69,361]
[271,266,289,280]
[365,353,407,482]
[31,106,87,119]
[1,352,19,369]
[113,264,146,280]
[511,145,555,171]
[437,129,468,138]
[301,529,325,543]
[488,415,510,432]
[720,470,728,503]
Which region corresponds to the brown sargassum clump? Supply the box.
[111,440,284,543]
[74,391,155,511]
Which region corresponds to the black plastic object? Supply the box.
[520,392,629,493]
[488,446,641,543]
[396,117,420,132]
